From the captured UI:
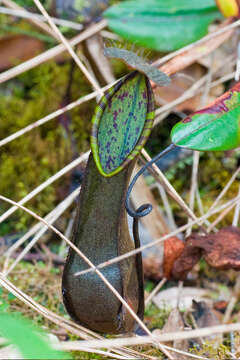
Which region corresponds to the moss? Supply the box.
[0,60,94,235]
[0,260,63,327]
[144,303,170,329]
[190,341,229,359]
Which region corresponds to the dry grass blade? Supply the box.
[141,149,203,226]
[154,76,207,121]
[223,297,237,324]
[0,6,83,30]
[208,166,240,213]
[145,278,167,306]
[4,187,80,276]
[232,184,240,226]
[0,19,107,83]
[207,202,237,232]
[5,188,79,258]
[0,81,119,148]
[56,346,130,360]
[0,151,90,224]
[63,322,240,349]
[186,56,213,236]
[186,151,200,237]
[211,71,235,87]
[1,0,58,39]
[155,66,236,126]
[158,18,233,76]
[31,0,103,94]
[1,6,239,359]
[153,18,240,68]
[156,183,177,231]
[0,68,233,150]
[0,45,235,151]
[57,342,207,360]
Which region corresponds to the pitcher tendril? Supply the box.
[125,144,176,218]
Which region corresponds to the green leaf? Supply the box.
[91,71,155,177]
[104,0,220,52]
[7,292,16,301]
[171,83,240,151]
[0,312,67,359]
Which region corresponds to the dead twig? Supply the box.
[1,0,58,39]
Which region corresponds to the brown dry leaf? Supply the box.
[193,300,221,329]
[158,20,233,78]
[197,32,236,75]
[213,300,228,313]
[153,308,189,360]
[0,35,44,71]
[175,227,240,279]
[172,227,240,280]
[191,300,223,348]
[143,255,163,281]
[163,236,184,279]
[154,64,205,112]
[201,226,240,269]
[143,236,184,282]
[171,236,203,280]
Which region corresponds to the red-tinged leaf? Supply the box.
[171,82,240,151]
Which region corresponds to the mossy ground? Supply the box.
[0,58,94,235]
[2,258,239,359]
[0,260,167,359]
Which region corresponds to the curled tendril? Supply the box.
[125,143,176,218]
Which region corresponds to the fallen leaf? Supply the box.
[198,35,236,75]
[163,236,185,279]
[153,308,189,360]
[200,226,240,269]
[143,256,163,281]
[192,300,223,347]
[171,235,203,280]
[153,286,210,311]
[0,35,44,71]
[193,300,221,327]
[154,64,205,112]
[172,227,240,280]
[213,300,228,313]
